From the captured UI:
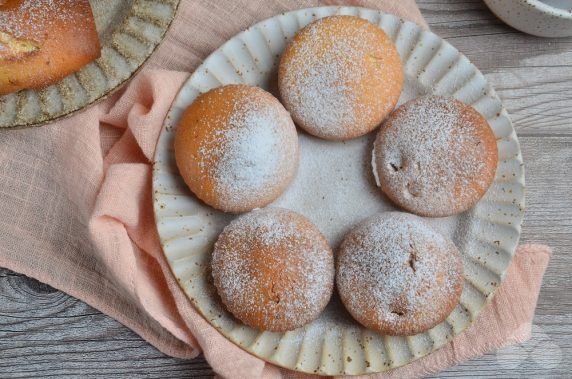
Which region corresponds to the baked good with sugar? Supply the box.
[336,212,464,336]
[278,15,403,141]
[175,84,299,213]
[211,207,335,332]
[0,0,101,95]
[372,95,498,217]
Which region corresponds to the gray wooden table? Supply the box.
[1,1,571,377]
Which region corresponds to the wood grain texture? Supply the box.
[1,1,571,377]
[418,0,572,137]
[0,268,212,378]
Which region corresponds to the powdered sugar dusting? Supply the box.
[212,208,334,332]
[279,16,402,140]
[337,212,464,335]
[373,96,497,217]
[0,0,82,41]
[269,78,431,248]
[196,86,298,211]
[273,133,396,248]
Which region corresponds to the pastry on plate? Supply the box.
[278,15,403,141]
[0,0,101,95]
[175,84,299,213]
[211,207,335,332]
[336,212,464,336]
[372,96,498,217]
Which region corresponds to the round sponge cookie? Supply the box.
[212,207,335,332]
[336,212,464,336]
[175,85,299,213]
[373,96,498,217]
[278,15,403,141]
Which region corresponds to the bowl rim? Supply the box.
[525,0,572,19]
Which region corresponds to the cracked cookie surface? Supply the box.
[336,212,464,336]
[372,96,498,217]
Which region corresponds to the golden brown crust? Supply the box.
[278,15,403,141]
[174,85,299,213]
[212,208,335,332]
[336,212,464,336]
[373,96,498,217]
[0,0,101,95]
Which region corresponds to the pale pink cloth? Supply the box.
[0,1,551,378]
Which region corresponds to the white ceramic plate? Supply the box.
[153,6,525,376]
[0,0,180,128]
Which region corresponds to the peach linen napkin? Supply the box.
[0,1,551,378]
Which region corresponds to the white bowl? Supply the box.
[484,0,572,37]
